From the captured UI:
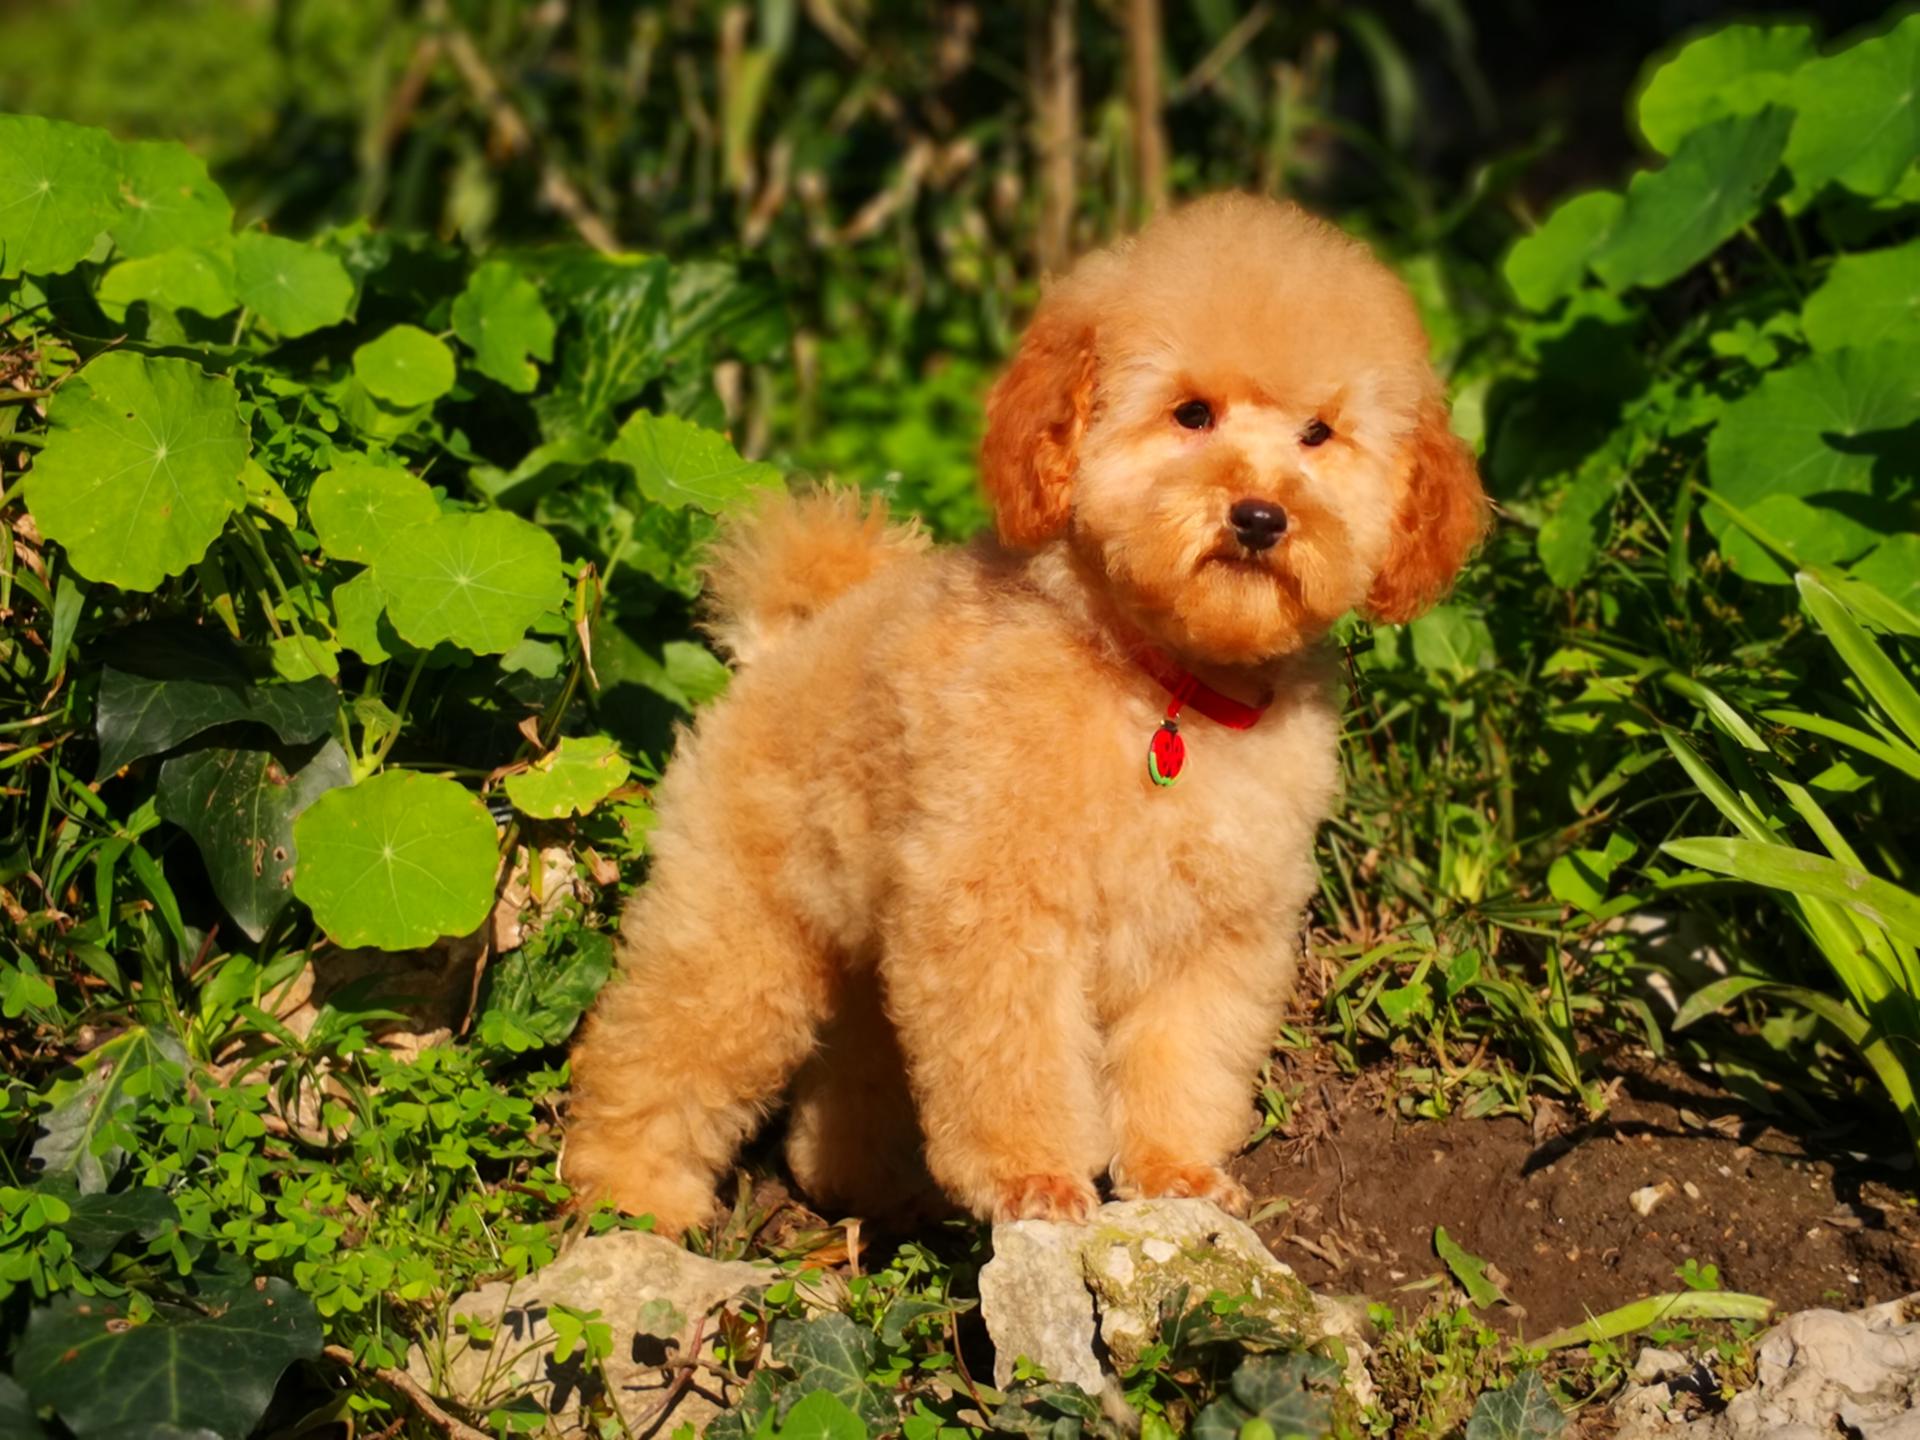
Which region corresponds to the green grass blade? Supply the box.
[1671,974,1772,1031]
[1530,1291,1774,1352]
[1808,565,1920,640]
[1758,708,1920,783]
[1798,572,1920,755]
[1662,837,1920,946]
[1660,730,1773,844]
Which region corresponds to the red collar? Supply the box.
[1131,645,1271,730]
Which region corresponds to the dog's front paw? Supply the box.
[992,1173,1098,1224]
[1112,1159,1250,1216]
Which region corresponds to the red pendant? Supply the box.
[1148,720,1185,787]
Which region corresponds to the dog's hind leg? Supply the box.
[565,873,833,1236]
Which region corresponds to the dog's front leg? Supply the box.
[1103,926,1299,1215]
[882,885,1108,1224]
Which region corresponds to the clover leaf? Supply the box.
[292,770,499,950]
[607,411,783,512]
[374,510,566,655]
[453,260,556,392]
[0,114,122,278]
[27,352,249,591]
[108,139,233,258]
[504,735,630,819]
[1635,23,1813,155]
[233,230,354,337]
[306,462,440,564]
[353,323,456,408]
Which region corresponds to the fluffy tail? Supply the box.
[702,489,927,664]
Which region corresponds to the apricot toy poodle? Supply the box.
[565,193,1487,1231]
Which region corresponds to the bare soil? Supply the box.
[1230,1058,1920,1334]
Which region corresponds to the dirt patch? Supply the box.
[1231,1061,1919,1335]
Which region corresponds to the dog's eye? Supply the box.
[1173,400,1213,431]
[1300,418,1333,447]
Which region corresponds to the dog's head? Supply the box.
[981,193,1486,664]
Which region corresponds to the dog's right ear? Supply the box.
[980,300,1096,548]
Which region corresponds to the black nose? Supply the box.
[1228,499,1288,552]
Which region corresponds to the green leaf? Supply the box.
[232,231,354,337]
[453,260,556,393]
[1536,468,1614,589]
[292,770,499,950]
[770,1313,892,1433]
[531,252,672,441]
[1803,241,1920,352]
[58,1186,180,1269]
[306,462,441,564]
[1662,837,1920,944]
[31,1027,186,1195]
[108,140,233,258]
[331,569,400,664]
[1409,605,1493,683]
[95,664,338,777]
[1530,1291,1773,1352]
[1670,974,1773,1033]
[1502,192,1622,311]
[97,243,238,322]
[1590,107,1791,290]
[156,739,353,942]
[776,1391,869,1440]
[1464,1370,1566,1440]
[0,114,122,279]
[374,510,566,655]
[27,353,249,592]
[1851,535,1920,618]
[475,927,614,1057]
[1784,14,1920,206]
[1797,572,1920,755]
[14,1273,322,1440]
[1705,345,1920,581]
[504,736,630,819]
[353,324,456,408]
[0,1375,47,1439]
[1547,832,1637,916]
[1635,23,1814,155]
[607,411,784,512]
[1191,1353,1339,1440]
[1435,1226,1508,1309]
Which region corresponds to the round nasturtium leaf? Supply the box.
[108,139,233,258]
[1502,191,1623,312]
[374,510,566,656]
[292,770,498,950]
[97,243,238,322]
[1801,240,1920,352]
[233,230,354,337]
[606,411,784,512]
[504,735,631,819]
[0,114,123,279]
[1784,13,1920,207]
[1635,23,1814,156]
[331,568,397,664]
[1591,107,1791,291]
[452,261,556,393]
[353,324,456,408]
[306,463,440,564]
[27,352,249,591]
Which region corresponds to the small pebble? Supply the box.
[1683,1180,1701,1200]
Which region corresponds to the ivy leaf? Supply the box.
[58,1186,181,1269]
[353,324,456,408]
[770,1313,892,1433]
[1502,191,1622,311]
[1191,1352,1340,1440]
[0,1375,46,1439]
[1590,107,1790,291]
[306,462,441,564]
[292,770,499,950]
[31,1027,186,1195]
[453,260,556,393]
[531,252,672,441]
[475,927,614,1057]
[233,231,354,337]
[1784,14,1920,206]
[95,663,337,777]
[157,739,353,942]
[14,1272,322,1440]
[1635,23,1814,155]
[1465,1370,1566,1440]
[98,243,239,322]
[504,736,630,819]
[0,114,123,279]
[1801,240,1920,352]
[1434,1225,1509,1309]
[108,139,233,258]
[374,510,566,655]
[607,411,783,512]
[26,352,249,592]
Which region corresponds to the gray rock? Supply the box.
[407,1228,772,1436]
[1612,1294,1920,1439]
[1634,1347,1695,1385]
[978,1198,1372,1413]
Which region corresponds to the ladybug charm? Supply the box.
[1147,719,1186,787]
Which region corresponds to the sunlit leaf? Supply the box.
[453,260,556,393]
[1784,14,1920,206]
[306,462,440,564]
[374,510,566,655]
[0,113,122,278]
[30,1027,186,1195]
[1503,192,1621,311]
[97,242,238,321]
[1801,240,1920,351]
[606,411,783,512]
[475,926,614,1056]
[233,230,353,337]
[503,735,630,819]
[1635,23,1813,155]
[108,139,232,258]
[353,324,456,408]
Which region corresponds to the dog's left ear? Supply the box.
[1363,395,1488,624]
[979,298,1097,548]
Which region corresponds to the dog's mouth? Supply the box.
[1200,546,1282,577]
